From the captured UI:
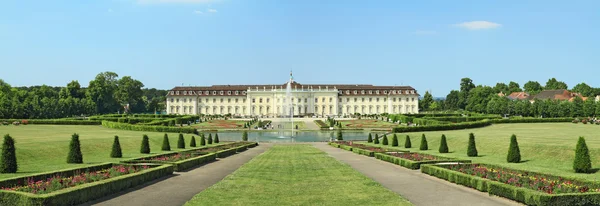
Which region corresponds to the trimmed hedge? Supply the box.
[102,121,196,134]
[123,153,216,172]
[393,120,492,133]
[375,153,471,170]
[352,147,375,157]
[0,119,102,125]
[422,116,501,123]
[421,164,600,206]
[314,120,329,129]
[490,118,573,124]
[0,163,173,206]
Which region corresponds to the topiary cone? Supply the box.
[215,133,220,143]
[467,133,478,157]
[392,134,399,147]
[140,135,150,154]
[574,136,592,173]
[67,133,83,163]
[200,134,206,146]
[506,134,521,163]
[337,130,343,140]
[162,134,171,151]
[208,134,213,144]
[1,134,17,173]
[419,134,428,150]
[374,134,380,144]
[110,135,122,158]
[190,136,197,147]
[177,133,185,149]
[439,134,449,153]
[382,135,389,145]
[367,133,373,143]
[242,131,248,141]
[405,135,411,148]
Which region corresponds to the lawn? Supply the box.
[339,119,398,129]
[191,120,247,130]
[0,125,225,179]
[185,145,411,206]
[363,123,600,180]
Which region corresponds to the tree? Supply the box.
[506,134,521,163]
[200,134,206,146]
[445,90,461,110]
[524,81,543,95]
[493,83,509,94]
[583,98,596,117]
[392,134,398,147]
[140,135,150,154]
[208,134,213,144]
[67,133,83,163]
[242,131,248,141]
[405,135,411,148]
[507,81,522,94]
[115,76,145,113]
[86,72,119,114]
[336,129,343,140]
[110,136,123,158]
[459,78,476,109]
[214,133,220,143]
[382,135,388,145]
[367,133,373,143]
[1,134,17,173]
[177,133,185,149]
[419,91,434,111]
[574,137,592,173]
[545,78,568,90]
[439,134,449,153]
[466,86,495,113]
[571,96,584,117]
[190,136,197,147]
[467,133,478,157]
[374,134,380,144]
[162,134,171,151]
[419,134,428,150]
[572,83,595,97]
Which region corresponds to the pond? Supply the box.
[206,131,380,142]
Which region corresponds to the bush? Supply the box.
[242,131,248,141]
[67,133,83,164]
[374,134,380,144]
[110,136,122,158]
[367,133,373,143]
[393,120,491,133]
[336,130,343,140]
[177,134,185,149]
[101,121,196,134]
[140,135,150,154]
[419,134,428,150]
[1,134,17,173]
[574,136,592,173]
[582,119,588,124]
[507,134,521,163]
[572,119,580,124]
[214,133,220,143]
[200,134,206,146]
[439,134,449,153]
[190,136,197,147]
[392,134,398,147]
[467,133,478,157]
[208,134,213,144]
[382,135,389,145]
[162,134,171,151]
[405,135,411,148]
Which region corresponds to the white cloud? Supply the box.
[194,10,203,14]
[137,0,218,4]
[207,9,217,13]
[414,30,437,35]
[454,21,501,30]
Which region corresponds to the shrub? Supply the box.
[582,119,588,124]
[393,120,491,133]
[574,136,592,173]
[506,134,521,163]
[392,134,398,147]
[140,135,150,154]
[467,133,478,157]
[374,134,380,144]
[162,134,171,151]
[177,133,185,149]
[439,134,449,153]
[67,133,83,164]
[200,134,206,146]
[405,135,411,148]
[367,133,373,143]
[1,134,17,173]
[419,134,428,150]
[214,133,220,143]
[208,134,213,144]
[242,131,248,141]
[336,130,343,140]
[110,136,122,158]
[572,119,580,124]
[190,136,197,147]
[382,135,389,145]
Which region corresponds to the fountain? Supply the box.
[275,72,295,141]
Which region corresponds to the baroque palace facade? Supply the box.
[166,78,419,117]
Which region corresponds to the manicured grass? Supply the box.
[191,120,247,130]
[0,125,223,179]
[340,119,398,129]
[185,145,411,206]
[365,123,600,179]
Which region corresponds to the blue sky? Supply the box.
[1,0,599,97]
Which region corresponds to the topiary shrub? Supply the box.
[506,134,521,163]
[439,134,449,153]
[242,131,248,141]
[467,133,478,157]
[1,134,17,173]
[574,136,592,173]
[208,134,213,144]
[200,134,206,146]
[405,135,411,148]
[419,134,428,150]
[190,136,197,147]
[67,133,83,164]
[374,134,380,144]
[336,129,343,140]
[140,134,150,154]
[214,133,220,143]
[367,133,373,143]
[392,134,398,147]
[162,133,171,151]
[110,135,122,158]
[382,135,389,145]
[177,133,185,149]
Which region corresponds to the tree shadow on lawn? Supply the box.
[79,173,180,205]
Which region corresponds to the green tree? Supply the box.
[405,135,411,148]
[466,86,495,113]
[242,131,248,141]
[200,134,206,146]
[67,133,83,163]
[507,81,522,93]
[506,134,521,163]
[208,134,213,144]
[545,78,568,90]
[571,96,584,117]
[177,133,185,149]
[439,134,449,153]
[459,78,476,109]
[110,136,122,158]
[190,136,197,147]
[574,136,592,173]
[583,98,596,117]
[419,91,434,111]
[1,134,17,173]
[86,72,119,114]
[382,135,388,145]
[140,134,150,154]
[523,81,543,95]
[374,134,380,144]
[367,133,373,143]
[493,82,509,94]
[214,133,220,143]
[161,134,171,151]
[467,133,478,157]
[572,83,595,97]
[114,76,145,113]
[445,90,461,110]
[392,134,398,147]
[419,134,428,150]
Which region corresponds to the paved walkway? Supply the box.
[313,143,522,206]
[81,144,272,206]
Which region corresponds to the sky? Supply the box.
[1,0,599,97]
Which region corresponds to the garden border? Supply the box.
[374,153,471,170]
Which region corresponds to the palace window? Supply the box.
[329,97,332,102]
[339,98,342,102]
[198,98,202,103]
[189,98,192,102]
[220,91,224,95]
[383,90,387,94]
[315,98,318,103]
[412,98,415,102]
[235,91,239,95]
[376,98,379,102]
[346,90,350,94]
[354,90,357,94]
[176,91,180,95]
[235,98,238,103]
[267,98,270,103]
[398,90,401,94]
[170,91,174,95]
[228,91,232,95]
[362,98,365,102]
[376,90,379,94]
[228,98,231,103]
[253,98,256,103]
[369,98,372,102]
[220,98,223,103]
[411,90,415,94]
[205,91,209,95]
[406,98,409,102]
[346,98,349,102]
[298,98,301,103]
[176,98,179,103]
[183,99,187,103]
[260,98,263,103]
[183,91,187,95]
[170,98,174,102]
[368,90,372,94]
[305,98,308,103]
[354,98,357,102]
[322,97,325,102]
[212,91,216,95]
[361,90,365,94]
[243,99,246,103]
[384,98,387,102]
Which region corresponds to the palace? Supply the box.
[166,75,419,117]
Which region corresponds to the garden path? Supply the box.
[81,143,273,206]
[313,142,523,206]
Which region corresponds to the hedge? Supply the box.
[351,147,375,157]
[339,144,353,151]
[375,153,471,170]
[328,142,340,148]
[215,147,239,158]
[421,116,502,123]
[421,164,600,206]
[0,163,173,206]
[393,120,492,133]
[102,121,197,134]
[490,118,573,124]
[123,153,216,172]
[0,119,101,125]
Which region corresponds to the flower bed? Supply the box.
[0,163,172,205]
[421,163,600,205]
[331,141,407,157]
[375,153,470,170]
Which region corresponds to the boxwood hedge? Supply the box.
[102,121,197,134]
[375,153,471,170]
[393,120,492,133]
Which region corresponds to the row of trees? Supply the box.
[0,72,167,119]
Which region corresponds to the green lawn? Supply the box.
[366,123,600,179]
[185,145,411,206]
[339,119,398,129]
[0,125,225,179]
